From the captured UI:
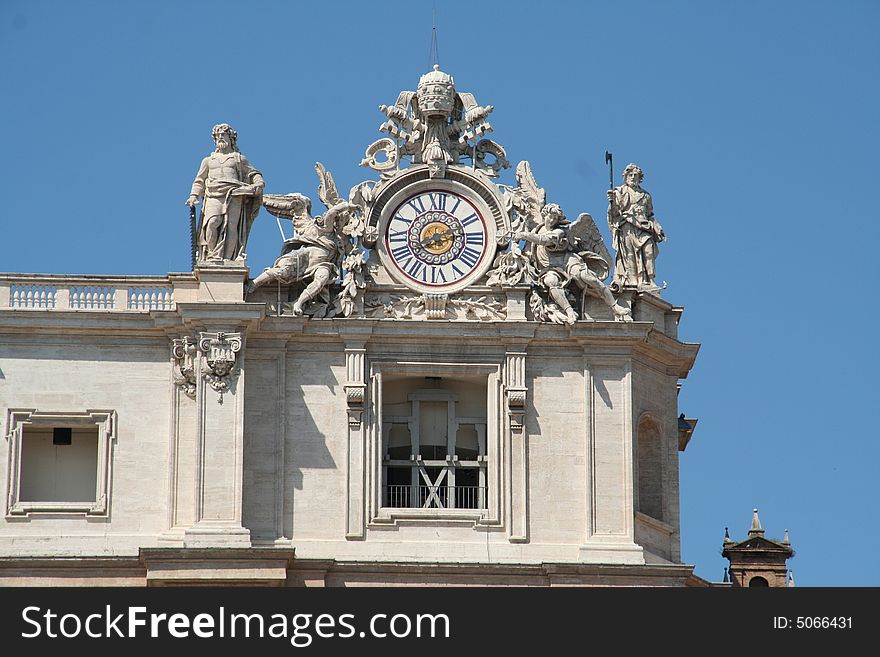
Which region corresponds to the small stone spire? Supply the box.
[723,567,730,583]
[782,528,790,545]
[787,571,795,587]
[748,508,764,537]
[724,527,732,544]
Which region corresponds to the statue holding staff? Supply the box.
[607,163,665,291]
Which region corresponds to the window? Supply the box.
[381,379,487,510]
[367,361,503,527]
[5,409,116,516]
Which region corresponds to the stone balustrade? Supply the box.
[0,273,197,311]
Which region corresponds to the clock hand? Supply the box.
[420,228,454,246]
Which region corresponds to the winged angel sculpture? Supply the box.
[245,163,369,317]
[488,162,631,324]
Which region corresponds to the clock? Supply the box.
[376,176,499,293]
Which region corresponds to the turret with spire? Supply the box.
[721,508,795,587]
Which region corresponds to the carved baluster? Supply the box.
[26,287,33,308]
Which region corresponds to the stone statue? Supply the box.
[515,203,631,324]
[488,161,630,324]
[246,163,365,316]
[186,123,264,263]
[607,163,665,291]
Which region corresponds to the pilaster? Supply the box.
[183,330,250,548]
[505,348,528,543]
[344,342,367,540]
[578,351,644,564]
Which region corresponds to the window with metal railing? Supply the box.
[381,377,488,511]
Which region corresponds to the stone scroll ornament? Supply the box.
[488,161,631,324]
[198,331,242,403]
[367,65,509,179]
[171,337,198,399]
[246,164,370,318]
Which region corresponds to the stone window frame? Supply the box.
[4,409,117,517]
[366,360,503,528]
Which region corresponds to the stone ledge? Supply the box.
[139,547,296,587]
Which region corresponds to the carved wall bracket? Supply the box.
[504,351,528,431]
[344,347,367,427]
[171,336,198,399]
[345,385,366,427]
[198,331,242,403]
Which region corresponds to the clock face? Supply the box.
[381,188,491,292]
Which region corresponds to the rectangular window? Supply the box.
[4,409,116,516]
[367,361,503,527]
[20,426,98,503]
[381,377,488,511]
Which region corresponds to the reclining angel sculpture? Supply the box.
[245,163,366,316]
[498,162,631,324]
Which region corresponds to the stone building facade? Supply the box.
[0,67,702,586]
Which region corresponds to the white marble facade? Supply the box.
[0,269,698,586]
[0,67,699,586]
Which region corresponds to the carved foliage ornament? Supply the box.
[364,293,505,321]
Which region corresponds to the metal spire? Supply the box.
[429,8,440,68]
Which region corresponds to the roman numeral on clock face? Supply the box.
[391,244,412,260]
[405,258,424,279]
[406,196,425,214]
[459,246,481,268]
[429,193,447,210]
[460,213,480,228]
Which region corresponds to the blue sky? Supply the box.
[2,0,878,585]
